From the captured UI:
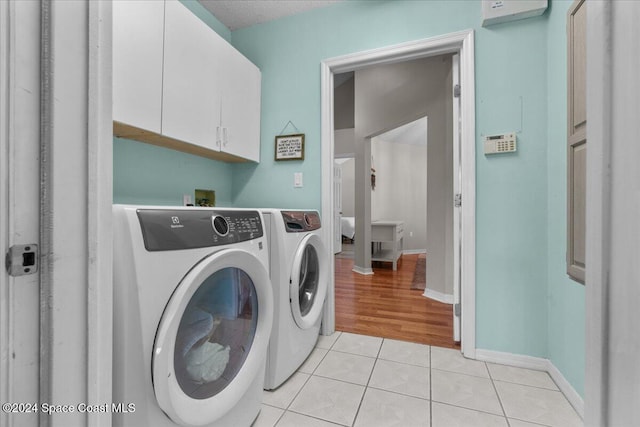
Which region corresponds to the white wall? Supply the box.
[335,128,355,157]
[334,73,354,130]
[339,158,355,217]
[371,137,427,252]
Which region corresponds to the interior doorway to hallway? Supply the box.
[320,30,476,358]
[332,55,456,348]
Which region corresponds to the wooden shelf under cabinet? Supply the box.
[113,122,250,163]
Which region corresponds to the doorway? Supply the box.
[320,30,476,357]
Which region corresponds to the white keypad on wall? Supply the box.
[484,132,517,154]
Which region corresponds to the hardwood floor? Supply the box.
[334,253,460,349]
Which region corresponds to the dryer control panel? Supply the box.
[137,209,263,251]
[281,210,321,233]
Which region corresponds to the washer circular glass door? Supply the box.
[290,233,328,329]
[153,249,272,426]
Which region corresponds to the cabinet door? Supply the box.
[113,0,164,133]
[567,0,586,283]
[162,0,222,150]
[220,44,261,162]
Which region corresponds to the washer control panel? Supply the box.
[137,209,263,251]
[281,210,321,233]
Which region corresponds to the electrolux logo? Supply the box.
[170,216,184,229]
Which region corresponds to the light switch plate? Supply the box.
[294,172,303,188]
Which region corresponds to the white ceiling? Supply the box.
[198,0,343,31]
[377,117,428,146]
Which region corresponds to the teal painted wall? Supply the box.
[545,0,585,397]
[231,0,480,209]
[230,0,584,396]
[113,137,233,206]
[475,16,549,358]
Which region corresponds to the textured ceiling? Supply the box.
[198,0,343,31]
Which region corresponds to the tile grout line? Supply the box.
[429,345,433,427]
[272,406,286,427]
[507,416,555,427]
[303,333,577,427]
[365,384,430,402]
[329,348,379,359]
[429,400,519,420]
[486,362,511,426]
[349,337,384,427]
[314,342,433,399]
[283,371,313,412]
[430,366,493,379]
[491,377,563,392]
[273,340,335,425]
[285,407,347,427]
[304,345,332,376]
[485,362,562,392]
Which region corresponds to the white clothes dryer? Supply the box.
[262,209,328,390]
[112,205,273,427]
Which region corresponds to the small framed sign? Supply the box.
[275,134,305,161]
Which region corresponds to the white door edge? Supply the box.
[333,162,343,255]
[452,52,461,343]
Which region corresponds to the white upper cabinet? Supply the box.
[113,0,262,163]
[162,0,222,150]
[113,0,164,134]
[220,43,262,162]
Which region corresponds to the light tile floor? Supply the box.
[252,332,583,427]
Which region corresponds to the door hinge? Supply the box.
[454,303,461,317]
[454,193,462,208]
[5,244,39,277]
[453,84,461,98]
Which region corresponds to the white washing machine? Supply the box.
[112,205,273,427]
[262,209,329,390]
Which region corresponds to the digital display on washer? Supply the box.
[136,209,263,251]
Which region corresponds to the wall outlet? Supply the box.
[294,172,303,188]
[183,194,192,206]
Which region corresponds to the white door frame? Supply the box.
[585,1,640,425]
[452,52,462,343]
[1,2,42,425]
[320,29,476,357]
[1,1,113,426]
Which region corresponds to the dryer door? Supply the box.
[290,233,328,329]
[153,248,272,426]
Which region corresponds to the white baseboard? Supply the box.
[475,349,584,419]
[403,249,426,255]
[546,359,585,419]
[475,349,549,371]
[352,265,374,275]
[422,288,454,304]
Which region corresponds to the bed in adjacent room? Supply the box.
[341,216,355,242]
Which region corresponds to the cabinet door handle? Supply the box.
[223,127,228,147]
[216,126,221,147]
